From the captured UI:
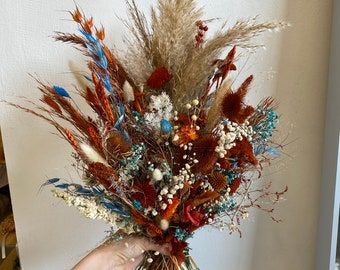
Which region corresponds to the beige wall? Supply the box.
[0,0,333,269]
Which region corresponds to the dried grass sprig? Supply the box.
[206,18,288,51]
[172,19,288,107]
[54,32,86,47]
[125,0,152,56]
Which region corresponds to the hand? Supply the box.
[71,236,171,270]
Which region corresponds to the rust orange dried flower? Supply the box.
[228,139,258,166]
[177,125,198,145]
[222,75,254,123]
[208,172,227,191]
[95,27,105,40]
[146,67,172,89]
[131,181,157,208]
[70,7,83,23]
[229,178,242,195]
[105,129,132,157]
[162,197,180,220]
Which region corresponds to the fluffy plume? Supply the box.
[205,80,232,131]
[122,80,135,102]
[124,0,203,87]
[167,19,288,107]
[68,61,89,91]
[80,144,108,165]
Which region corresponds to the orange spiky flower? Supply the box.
[222,75,254,123]
[176,125,199,145]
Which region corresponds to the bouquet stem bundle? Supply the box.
[138,254,198,270]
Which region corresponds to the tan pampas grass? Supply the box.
[205,80,232,131]
[149,0,203,73]
[123,0,203,90]
[123,0,288,110]
[173,18,289,106]
[205,18,289,52]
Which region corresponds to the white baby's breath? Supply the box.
[52,189,135,234]
[144,92,173,130]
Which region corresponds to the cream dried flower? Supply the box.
[144,92,173,130]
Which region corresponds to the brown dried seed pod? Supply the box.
[208,172,227,192]
[105,129,132,158]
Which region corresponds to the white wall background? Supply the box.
[0,0,333,269]
[317,2,340,269]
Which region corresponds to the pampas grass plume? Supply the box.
[205,80,231,131]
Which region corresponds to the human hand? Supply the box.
[71,236,171,270]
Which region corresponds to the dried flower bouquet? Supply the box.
[6,0,289,269]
